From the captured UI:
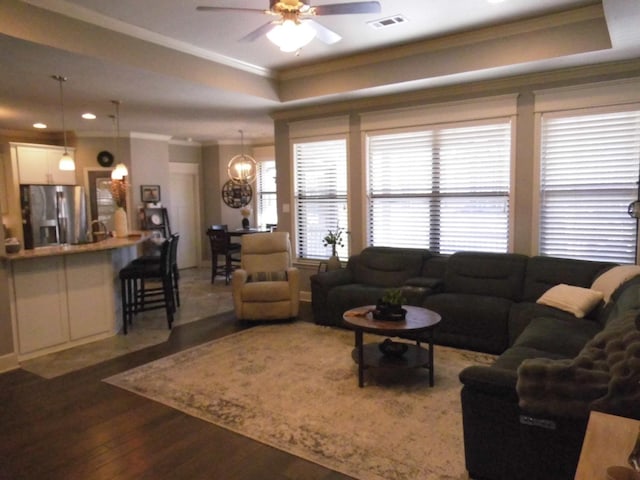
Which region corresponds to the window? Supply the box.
[539,109,640,263]
[367,120,512,253]
[256,160,277,228]
[294,138,348,260]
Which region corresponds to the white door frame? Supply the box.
[169,162,202,268]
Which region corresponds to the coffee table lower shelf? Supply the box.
[351,342,433,387]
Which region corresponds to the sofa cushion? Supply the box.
[352,247,427,287]
[443,252,528,301]
[508,301,580,345]
[591,265,640,303]
[423,293,513,354]
[513,316,602,357]
[522,256,615,302]
[536,284,603,318]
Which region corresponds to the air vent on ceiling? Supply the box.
[367,14,408,30]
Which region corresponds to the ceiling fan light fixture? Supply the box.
[266,19,316,52]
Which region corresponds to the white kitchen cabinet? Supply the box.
[11,256,69,355]
[11,143,76,185]
[65,251,114,341]
[10,250,117,358]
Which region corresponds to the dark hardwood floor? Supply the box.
[0,305,353,480]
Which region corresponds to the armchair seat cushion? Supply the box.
[241,281,291,302]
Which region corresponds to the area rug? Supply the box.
[105,321,496,480]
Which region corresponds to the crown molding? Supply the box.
[271,58,640,122]
[22,0,273,79]
[276,4,607,82]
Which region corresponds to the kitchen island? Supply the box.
[3,233,150,360]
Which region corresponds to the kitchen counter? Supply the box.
[3,232,150,260]
[5,231,152,362]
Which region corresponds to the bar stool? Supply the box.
[119,234,175,334]
[207,225,241,285]
[130,233,181,308]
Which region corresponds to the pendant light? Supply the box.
[227,130,257,184]
[110,100,128,180]
[52,75,75,171]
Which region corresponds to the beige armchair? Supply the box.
[232,232,300,321]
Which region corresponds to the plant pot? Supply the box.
[327,255,341,271]
[373,301,406,321]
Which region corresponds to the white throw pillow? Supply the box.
[591,265,640,303]
[537,284,604,318]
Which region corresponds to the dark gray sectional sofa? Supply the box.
[310,246,640,480]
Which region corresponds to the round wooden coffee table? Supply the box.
[343,305,441,388]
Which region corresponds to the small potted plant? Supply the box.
[374,288,407,321]
[323,227,344,258]
[323,226,344,270]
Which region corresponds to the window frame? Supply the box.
[292,134,349,261]
[365,116,516,254]
[532,103,640,263]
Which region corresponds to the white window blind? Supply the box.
[294,138,348,260]
[257,160,277,228]
[539,110,640,263]
[367,121,511,253]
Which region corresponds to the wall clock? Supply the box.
[221,180,252,208]
[97,150,114,167]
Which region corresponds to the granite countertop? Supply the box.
[3,231,151,261]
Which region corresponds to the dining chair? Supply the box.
[207,225,241,285]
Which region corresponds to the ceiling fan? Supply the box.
[196,1,382,51]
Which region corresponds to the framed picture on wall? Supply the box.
[141,185,161,203]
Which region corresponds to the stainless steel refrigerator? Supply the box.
[20,184,90,249]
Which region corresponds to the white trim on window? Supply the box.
[534,78,640,113]
[292,135,349,261]
[365,116,514,253]
[534,106,640,263]
[360,94,519,131]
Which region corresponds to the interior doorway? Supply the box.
[169,163,201,269]
[87,170,117,231]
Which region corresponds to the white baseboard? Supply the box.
[0,352,19,374]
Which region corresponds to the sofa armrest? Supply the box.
[459,365,519,398]
[401,277,444,305]
[311,268,354,290]
[311,268,355,325]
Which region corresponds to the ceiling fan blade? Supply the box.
[196,6,265,14]
[307,19,342,45]
[313,1,381,16]
[240,21,277,42]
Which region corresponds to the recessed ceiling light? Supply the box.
[82,112,96,120]
[33,123,47,129]
[487,0,506,3]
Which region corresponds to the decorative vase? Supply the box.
[114,207,129,238]
[242,217,250,229]
[327,255,341,271]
